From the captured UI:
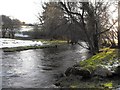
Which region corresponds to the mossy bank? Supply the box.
[55,48,120,89]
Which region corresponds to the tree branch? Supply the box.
[97,20,117,36]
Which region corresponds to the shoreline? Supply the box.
[55,48,120,89]
[2,44,65,52]
[1,38,67,52]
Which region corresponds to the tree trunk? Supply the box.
[93,34,99,53]
[118,1,120,48]
[2,29,6,38]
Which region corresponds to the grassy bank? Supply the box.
[57,48,120,89]
[2,39,67,52]
[80,48,119,72]
[73,48,120,89]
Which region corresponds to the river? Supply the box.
[2,45,91,88]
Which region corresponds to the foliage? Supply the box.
[41,2,66,39]
[59,1,117,54]
[103,82,113,88]
[37,1,118,53]
[2,15,21,38]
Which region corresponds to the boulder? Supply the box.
[57,73,64,78]
[73,64,80,67]
[65,67,73,76]
[114,66,120,76]
[77,68,91,78]
[93,65,112,77]
[65,67,91,78]
[54,82,60,86]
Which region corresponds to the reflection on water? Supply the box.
[2,45,91,88]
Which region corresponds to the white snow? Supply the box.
[0,38,43,48]
[15,33,29,37]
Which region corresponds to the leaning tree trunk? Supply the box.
[118,1,120,49]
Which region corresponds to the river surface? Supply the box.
[2,45,91,88]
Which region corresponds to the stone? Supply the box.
[65,67,91,78]
[77,68,91,78]
[115,66,120,76]
[93,65,112,77]
[57,73,64,78]
[73,64,80,67]
[65,67,72,76]
[54,82,60,86]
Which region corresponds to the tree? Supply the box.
[39,2,83,44]
[118,1,120,48]
[59,1,117,54]
[41,2,68,39]
[2,15,21,38]
[2,15,12,38]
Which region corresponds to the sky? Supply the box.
[0,0,118,24]
[0,0,43,24]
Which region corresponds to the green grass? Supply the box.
[79,48,118,72]
[103,82,113,88]
[67,48,120,89]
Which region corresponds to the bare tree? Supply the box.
[59,1,117,54]
[2,15,21,38]
[118,1,120,48]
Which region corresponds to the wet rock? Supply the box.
[65,67,91,78]
[93,65,112,77]
[73,64,80,67]
[56,73,64,79]
[71,67,81,75]
[59,73,64,78]
[115,66,120,76]
[65,67,72,76]
[77,68,91,78]
[54,82,60,86]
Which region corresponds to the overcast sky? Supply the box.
[0,0,44,24]
[0,0,118,24]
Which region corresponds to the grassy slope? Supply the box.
[57,48,120,89]
[69,48,120,89]
[80,48,119,72]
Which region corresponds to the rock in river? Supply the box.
[65,67,91,78]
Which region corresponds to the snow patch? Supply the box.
[0,38,43,48]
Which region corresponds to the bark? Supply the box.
[118,1,120,48]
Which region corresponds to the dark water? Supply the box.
[2,45,91,88]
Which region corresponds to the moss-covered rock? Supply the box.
[93,65,112,77]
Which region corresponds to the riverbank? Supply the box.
[55,48,120,89]
[1,38,67,52]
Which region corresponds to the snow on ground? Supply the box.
[0,38,43,48]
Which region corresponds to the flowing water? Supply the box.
[2,45,91,88]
